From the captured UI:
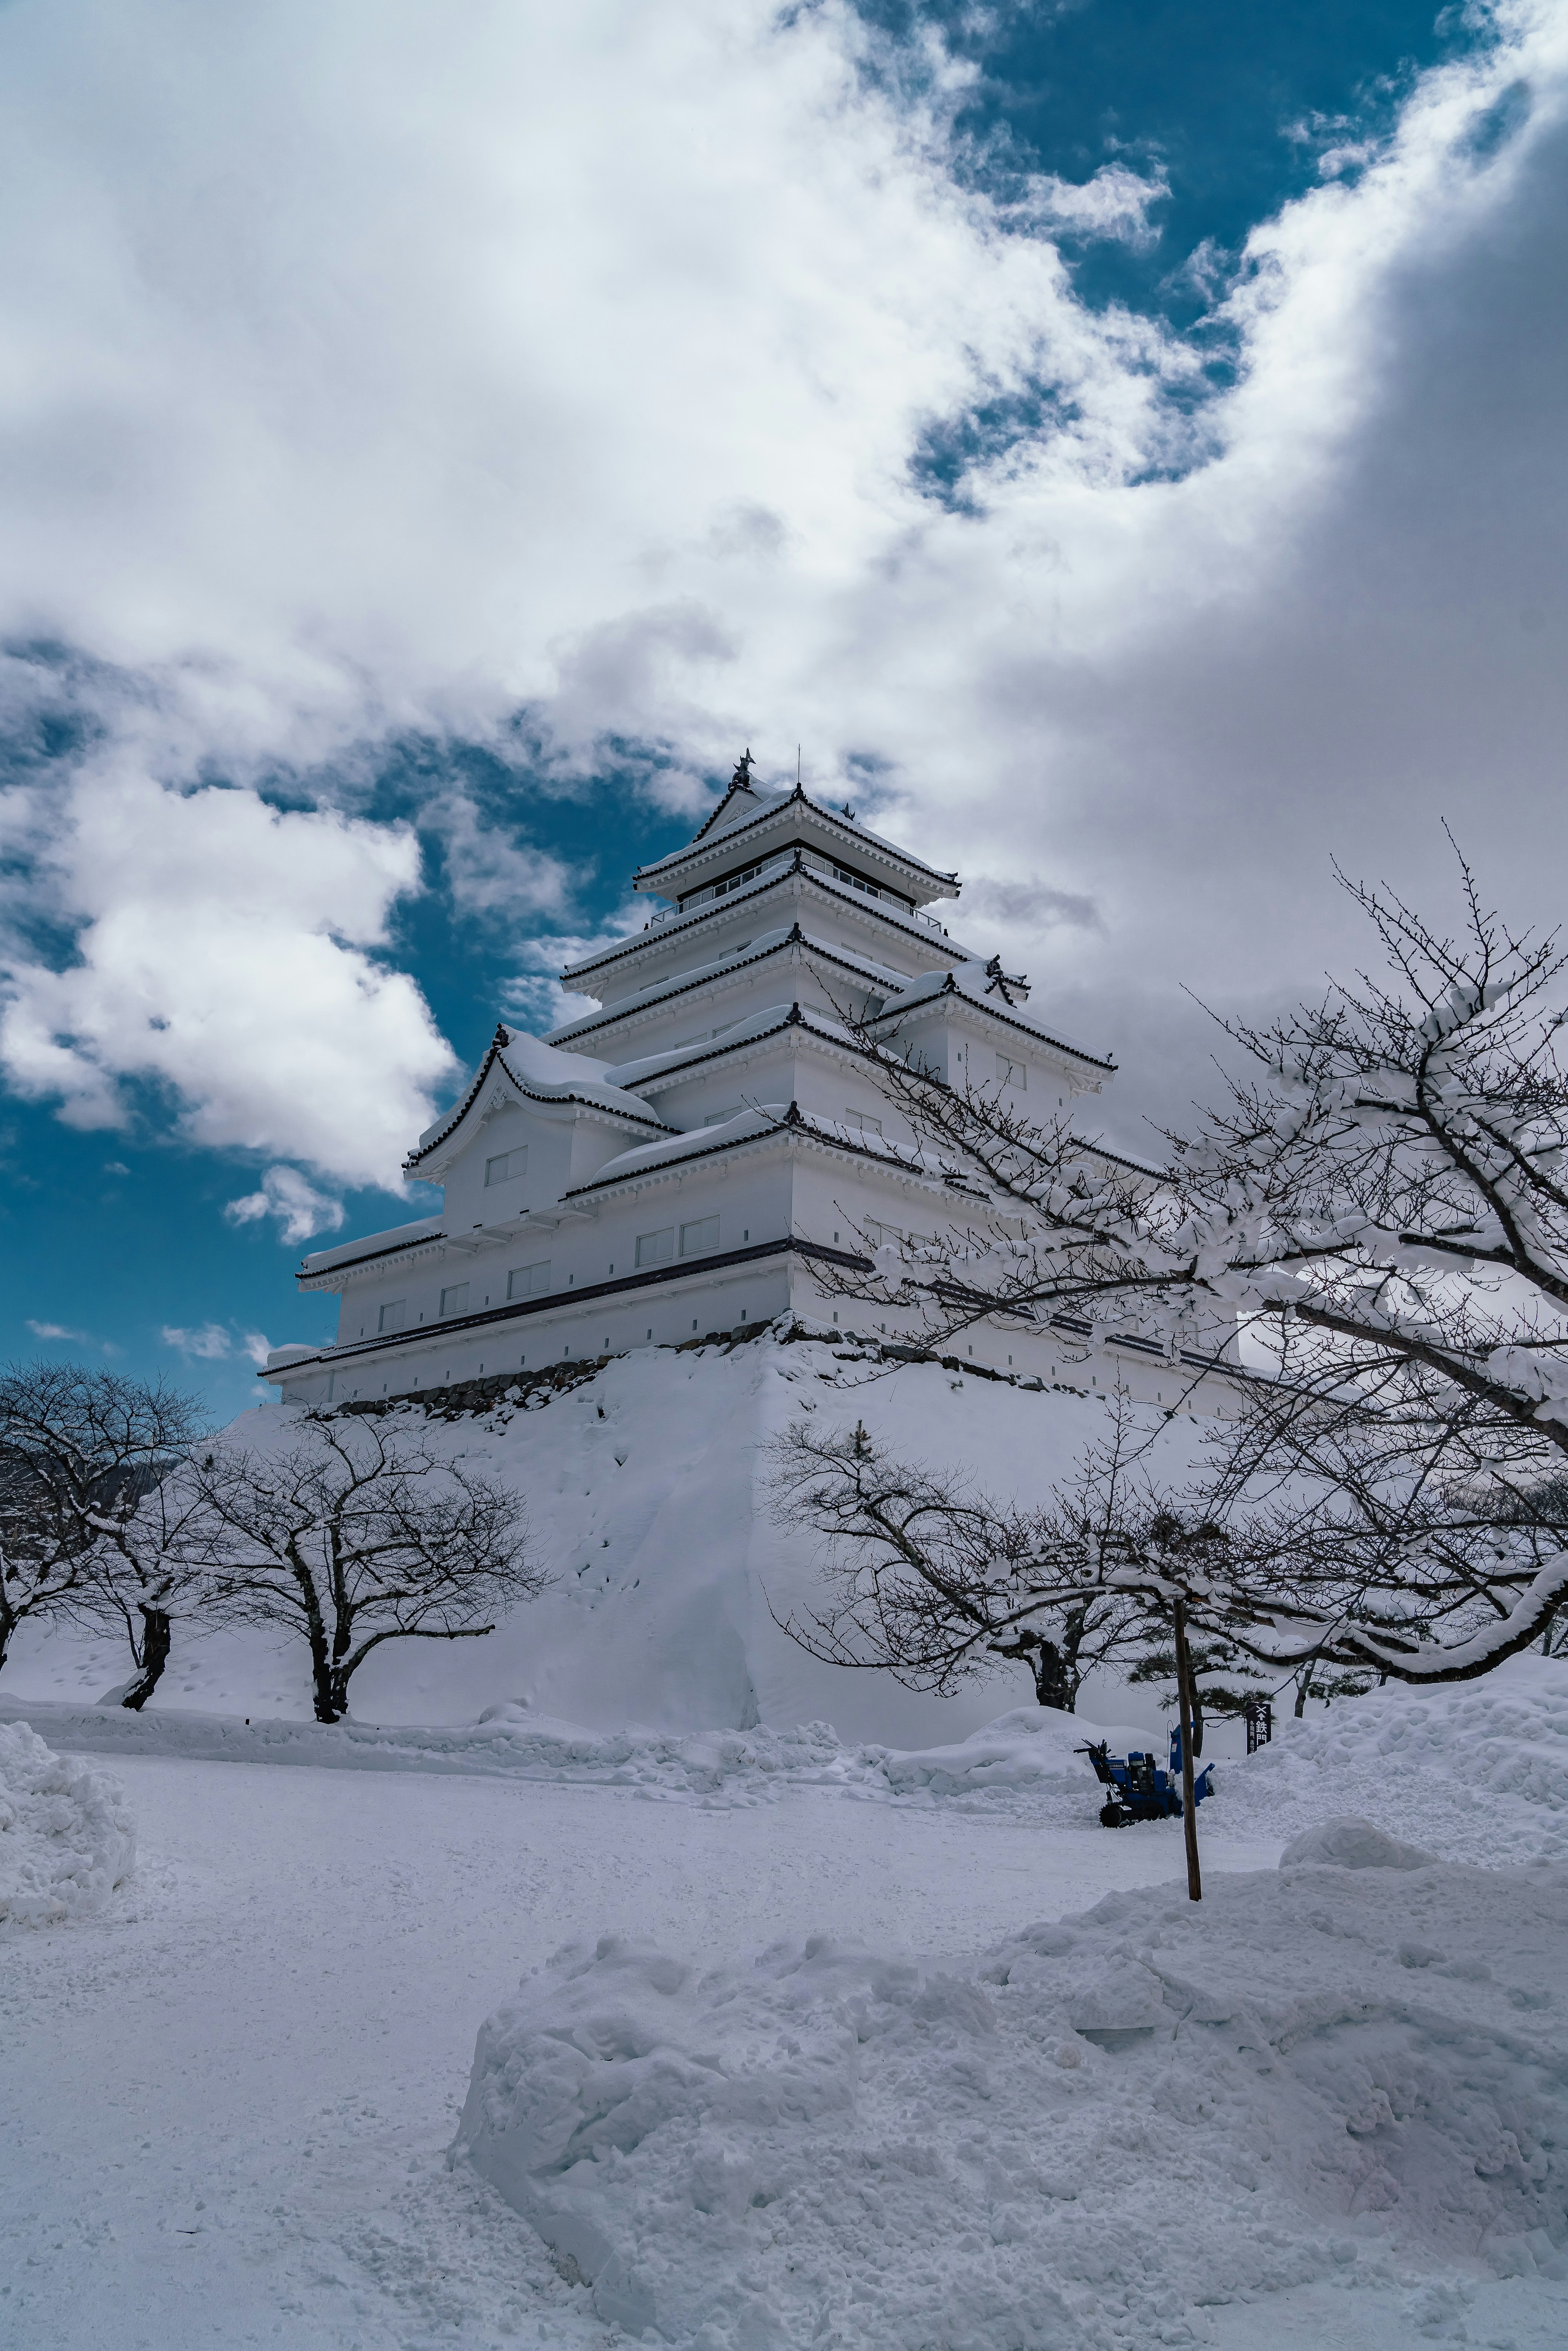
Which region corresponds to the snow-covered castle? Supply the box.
[263,764,1129,1407]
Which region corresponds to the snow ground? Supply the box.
[4,1665,1568,2350]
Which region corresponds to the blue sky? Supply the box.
[2,0,1566,1419]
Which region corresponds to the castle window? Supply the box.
[996,1054,1026,1090]
[636,1227,675,1267]
[680,1216,719,1257]
[507,1261,550,1299]
[485,1147,528,1186]
[378,1301,406,1334]
[440,1283,470,1317]
[845,1108,883,1137]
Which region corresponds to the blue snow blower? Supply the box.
[1077,1728,1214,1828]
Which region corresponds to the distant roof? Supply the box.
[633,781,960,899]
[561,856,975,987]
[548,923,1114,1073]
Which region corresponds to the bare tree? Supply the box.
[0,1363,204,1700]
[768,1404,1157,1713]
[174,1410,543,1723]
[768,1402,1219,1898]
[815,849,1568,1685]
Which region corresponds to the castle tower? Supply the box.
[262,767,1116,1404]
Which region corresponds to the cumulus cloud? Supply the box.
[0,749,455,1189]
[160,1321,272,1366]
[0,0,1564,1157]
[224,1165,345,1247]
[505,908,650,1035]
[26,1319,93,1343]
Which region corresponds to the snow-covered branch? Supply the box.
[817,849,1568,1683]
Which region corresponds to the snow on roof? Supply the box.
[563,1092,978,1203]
[408,1028,670,1168]
[494,1025,660,1117]
[299,1216,445,1275]
[604,1003,814,1089]
[551,925,950,1053]
[873,962,1115,1070]
[564,862,977,986]
[635,785,956,892]
[565,1103,794,1193]
[548,926,803,1042]
[703,785,793,842]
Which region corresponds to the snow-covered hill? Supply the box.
[2,1328,1211,1746]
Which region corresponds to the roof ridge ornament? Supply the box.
[982,953,1031,1007]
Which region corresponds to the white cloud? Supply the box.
[0,0,1564,1150]
[161,1321,274,1366]
[224,1165,346,1247]
[420,789,574,924]
[1013,163,1170,248]
[0,755,455,1190]
[26,1319,92,1343]
[504,908,650,1036]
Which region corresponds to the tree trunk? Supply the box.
[1172,1600,1202,1903]
[308,1625,341,1722]
[1029,1638,1072,1713]
[1293,1668,1313,1718]
[120,1608,172,1710]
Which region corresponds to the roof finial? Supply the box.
[731,747,756,793]
[982,952,1031,1007]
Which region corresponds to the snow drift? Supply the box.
[456,1845,1568,2349]
[1225,1656,1568,1869]
[0,1720,135,1925]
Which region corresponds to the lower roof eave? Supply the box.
[257,1233,870,1381]
[558,1105,988,1209]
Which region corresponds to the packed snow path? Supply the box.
[5,1665,1568,2350]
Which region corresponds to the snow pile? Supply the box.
[876,1704,1152,1803]
[0,1720,135,1925]
[1225,1656,1568,1867]
[1276,1814,1437,1870]
[457,1846,1568,2349]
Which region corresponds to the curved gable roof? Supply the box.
[404,1025,671,1173]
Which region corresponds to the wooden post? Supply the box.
[1173,1598,1202,1903]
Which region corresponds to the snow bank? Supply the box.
[457,1855,1568,2348]
[0,1694,1143,1814]
[0,1720,135,1925]
[1223,1656,1568,1868]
